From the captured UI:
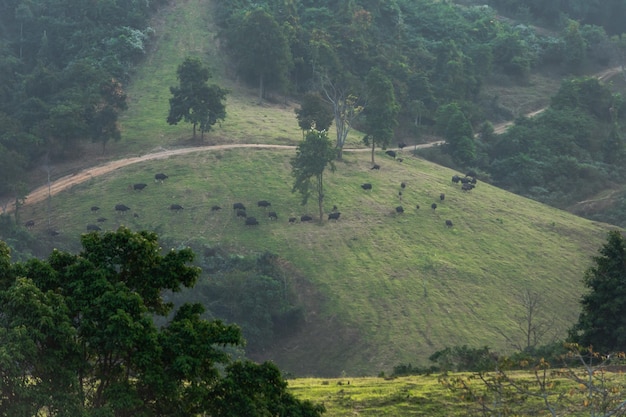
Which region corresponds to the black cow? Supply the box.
[328,212,341,221]
[211,205,222,211]
[452,175,461,183]
[398,142,407,149]
[385,150,396,158]
[440,193,445,201]
[400,182,406,189]
[233,202,246,211]
[371,164,380,170]
[86,224,101,231]
[91,206,100,212]
[258,200,271,208]
[415,204,420,210]
[445,220,453,227]
[361,183,372,190]
[24,220,35,228]
[133,183,147,191]
[236,209,247,218]
[466,170,477,178]
[155,173,168,182]
[462,183,475,191]
[97,217,107,222]
[431,203,437,210]
[245,217,259,226]
[300,215,313,222]
[115,204,130,213]
[170,204,183,211]
[396,206,404,214]
[268,211,278,220]
[288,217,297,223]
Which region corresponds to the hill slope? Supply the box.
[18,146,616,376]
[7,0,622,377]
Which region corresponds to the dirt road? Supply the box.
[3,66,621,214]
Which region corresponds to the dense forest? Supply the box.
[2,0,626,220]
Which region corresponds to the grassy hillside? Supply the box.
[18,145,616,376]
[9,0,622,377]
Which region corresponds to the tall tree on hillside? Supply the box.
[167,57,228,140]
[435,102,476,165]
[362,67,399,164]
[0,228,325,416]
[568,230,626,353]
[291,130,336,223]
[226,9,292,103]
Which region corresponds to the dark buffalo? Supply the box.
[328,212,341,221]
[97,217,107,222]
[288,217,297,223]
[431,203,437,210]
[452,175,461,183]
[133,183,147,190]
[385,150,396,158]
[86,224,101,231]
[371,164,381,170]
[115,204,130,212]
[211,205,222,211]
[233,202,246,211]
[466,170,477,178]
[398,142,407,149]
[415,204,420,210]
[462,183,475,191]
[236,209,247,218]
[24,220,35,228]
[361,183,372,190]
[257,200,271,208]
[445,220,453,227]
[440,193,445,201]
[396,206,404,214]
[170,204,183,211]
[268,211,278,220]
[245,217,259,226]
[400,182,406,189]
[300,215,313,222]
[91,206,100,212]
[155,173,168,182]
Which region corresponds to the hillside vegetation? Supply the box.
[3,0,624,377]
[18,145,616,375]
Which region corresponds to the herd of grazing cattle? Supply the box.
[25,154,479,234]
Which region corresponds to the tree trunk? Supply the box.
[371,140,376,164]
[317,174,324,223]
[192,122,197,139]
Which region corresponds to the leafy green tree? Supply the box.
[226,9,292,103]
[295,92,334,134]
[436,102,476,165]
[291,130,336,223]
[569,230,626,353]
[167,57,228,139]
[0,227,322,416]
[362,67,399,164]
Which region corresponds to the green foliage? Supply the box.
[167,57,228,139]
[295,92,334,132]
[362,67,399,162]
[0,227,322,416]
[429,345,496,372]
[569,230,626,353]
[435,102,476,165]
[291,130,337,221]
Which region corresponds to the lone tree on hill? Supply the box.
[0,227,324,417]
[362,67,399,164]
[569,230,626,353]
[167,57,228,140]
[291,130,336,223]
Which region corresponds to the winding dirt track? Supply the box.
[6,66,622,214]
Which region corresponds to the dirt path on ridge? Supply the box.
[3,67,622,214]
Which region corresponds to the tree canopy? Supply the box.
[0,227,324,417]
[167,57,228,139]
[291,130,337,222]
[568,230,626,353]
